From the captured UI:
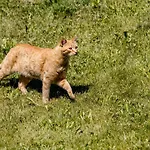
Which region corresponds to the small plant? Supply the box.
[91,0,101,7]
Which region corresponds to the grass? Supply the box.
[0,0,150,149]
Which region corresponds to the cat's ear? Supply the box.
[72,36,78,41]
[60,39,67,47]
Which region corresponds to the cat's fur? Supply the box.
[0,37,78,103]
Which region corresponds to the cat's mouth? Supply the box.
[74,51,78,55]
[72,49,78,55]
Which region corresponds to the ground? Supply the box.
[0,0,150,149]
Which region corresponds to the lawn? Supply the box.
[0,0,150,149]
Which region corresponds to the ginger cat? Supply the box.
[0,37,78,103]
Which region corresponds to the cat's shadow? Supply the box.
[1,78,89,99]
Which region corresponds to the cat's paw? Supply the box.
[42,98,49,104]
[70,94,75,100]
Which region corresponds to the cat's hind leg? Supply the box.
[0,67,12,80]
[0,52,16,80]
[0,71,6,80]
[18,75,32,94]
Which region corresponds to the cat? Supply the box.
[0,37,78,103]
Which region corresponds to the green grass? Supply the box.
[0,0,150,149]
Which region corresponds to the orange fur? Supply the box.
[0,37,78,103]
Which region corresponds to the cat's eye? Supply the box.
[75,46,78,49]
[69,47,72,50]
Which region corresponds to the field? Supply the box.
[0,0,150,149]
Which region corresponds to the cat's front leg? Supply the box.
[56,79,75,100]
[42,76,51,103]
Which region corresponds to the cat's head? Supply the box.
[59,37,78,56]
